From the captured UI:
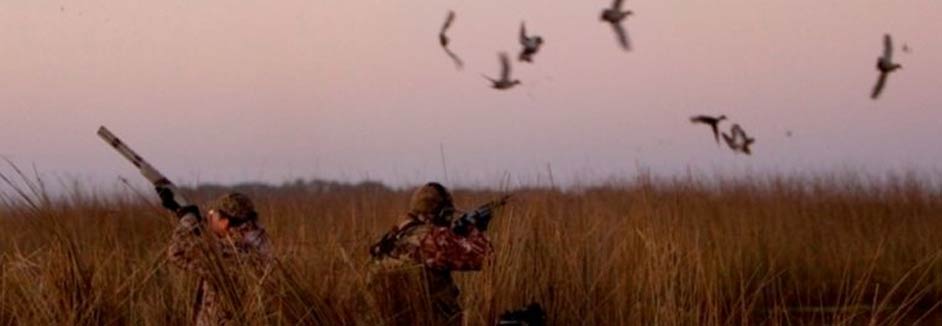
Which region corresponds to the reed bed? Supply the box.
[1,172,941,325]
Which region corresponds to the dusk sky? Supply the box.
[1,1,941,190]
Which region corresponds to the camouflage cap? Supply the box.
[209,192,257,223]
[409,182,455,217]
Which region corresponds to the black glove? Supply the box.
[453,209,493,236]
[156,186,200,220]
[370,235,395,258]
[155,186,180,212]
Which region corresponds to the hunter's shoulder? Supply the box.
[231,222,272,255]
[237,222,269,245]
[174,213,201,231]
[396,218,431,242]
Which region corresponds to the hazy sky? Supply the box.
[1,1,941,190]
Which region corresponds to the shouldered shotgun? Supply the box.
[452,194,511,236]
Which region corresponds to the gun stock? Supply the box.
[97,126,191,207]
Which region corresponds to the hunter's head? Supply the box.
[409,182,455,225]
[207,192,258,236]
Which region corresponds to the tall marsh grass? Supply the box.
[1,171,941,325]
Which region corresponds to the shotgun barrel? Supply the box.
[97,126,191,207]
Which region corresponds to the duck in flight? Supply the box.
[871,34,902,99]
[690,115,727,144]
[519,22,544,63]
[601,0,633,51]
[721,124,755,155]
[483,52,521,90]
[439,10,464,69]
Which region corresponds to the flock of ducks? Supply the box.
[437,2,906,157]
[438,0,632,91]
[688,33,905,156]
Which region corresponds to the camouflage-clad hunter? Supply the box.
[159,187,273,326]
[367,182,494,326]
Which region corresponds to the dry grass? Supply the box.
[1,171,942,325]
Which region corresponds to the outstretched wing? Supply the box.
[690,115,707,124]
[731,124,746,139]
[721,132,736,149]
[882,34,893,61]
[611,22,631,50]
[443,46,464,69]
[710,125,721,144]
[520,22,527,45]
[871,72,888,99]
[500,52,512,80]
[612,0,624,10]
[441,11,456,34]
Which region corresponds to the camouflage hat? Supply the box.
[209,192,257,223]
[409,182,454,217]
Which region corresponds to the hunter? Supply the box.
[160,187,273,325]
[367,182,496,325]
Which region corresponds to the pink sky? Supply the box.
[1,1,941,189]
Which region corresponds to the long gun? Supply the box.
[97,126,191,207]
[452,194,511,236]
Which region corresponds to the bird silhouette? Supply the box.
[601,0,633,51]
[483,52,521,90]
[519,22,544,63]
[721,124,755,155]
[871,34,902,99]
[690,115,727,144]
[439,11,464,69]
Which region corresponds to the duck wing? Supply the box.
[721,132,737,150]
[611,22,631,50]
[439,11,455,47]
[871,71,888,99]
[499,52,512,80]
[520,22,528,45]
[731,124,749,141]
[882,34,893,61]
[443,46,464,69]
[441,11,455,35]
[690,115,709,124]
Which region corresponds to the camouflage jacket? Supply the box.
[366,213,492,326]
[370,213,492,272]
[168,213,272,326]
